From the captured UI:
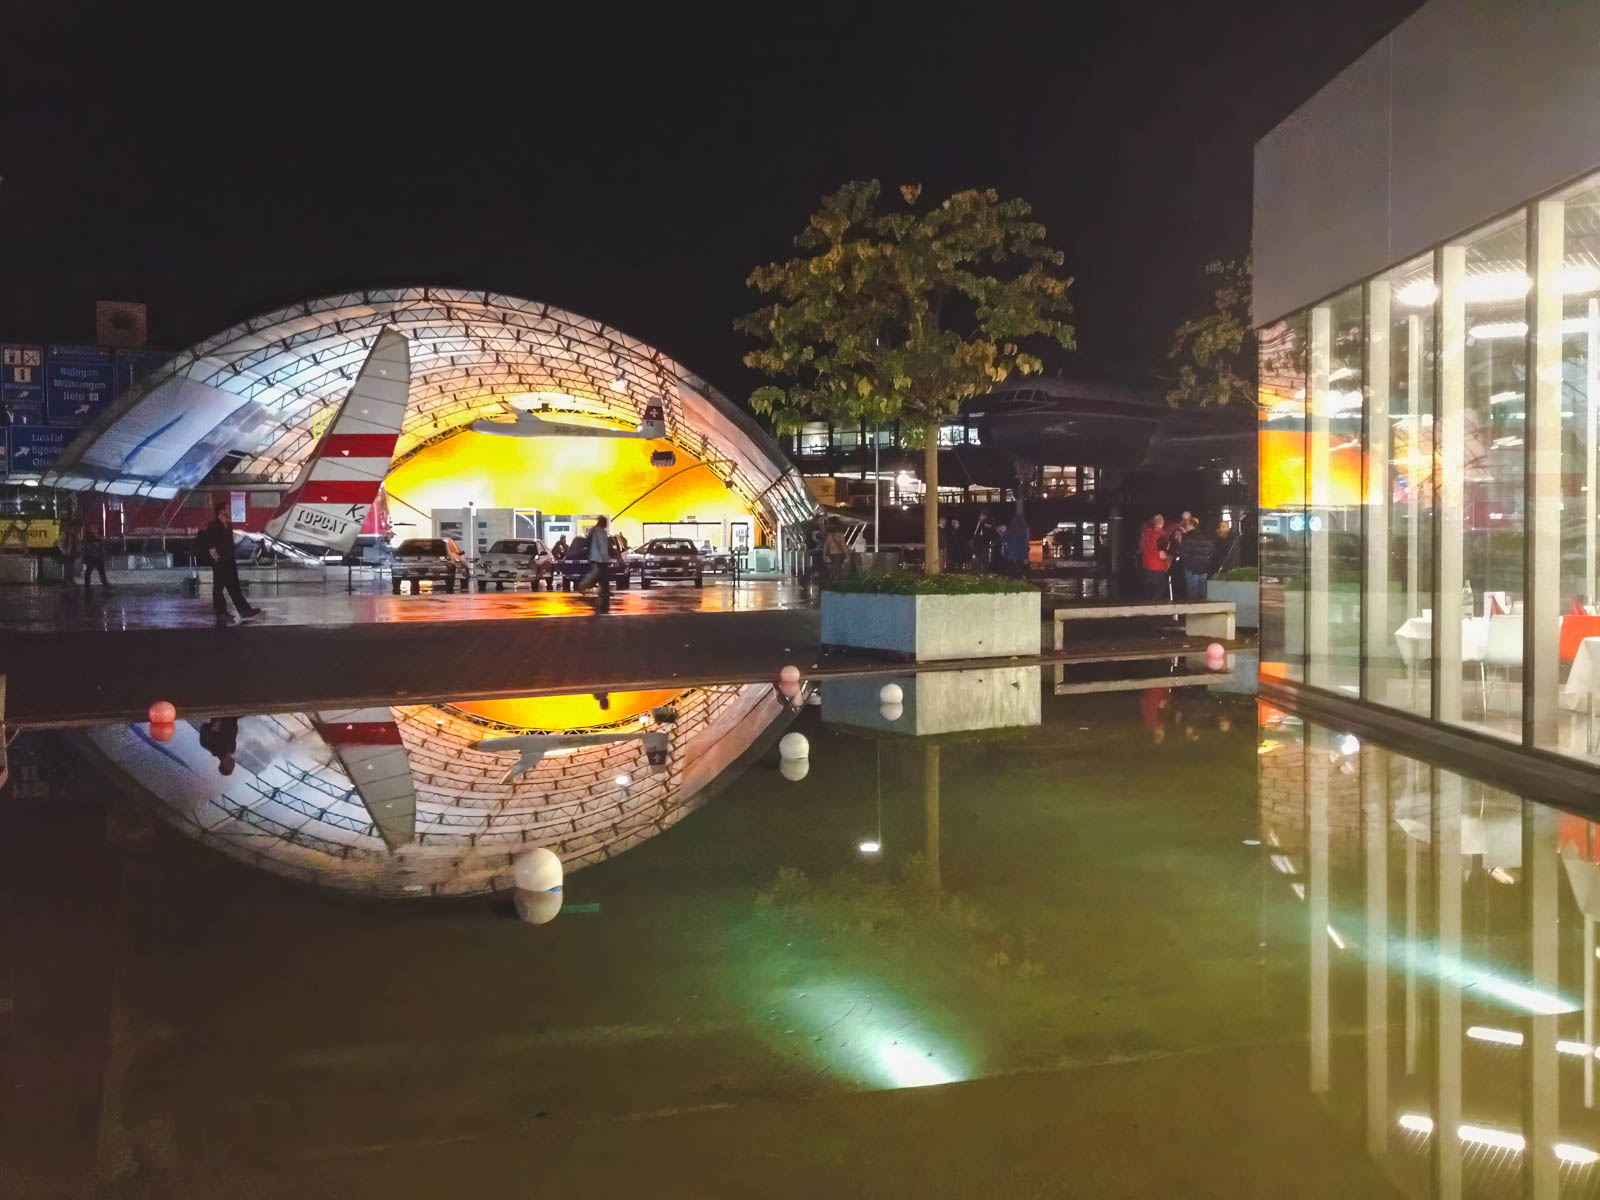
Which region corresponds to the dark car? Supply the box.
[638,538,702,588]
[391,537,469,593]
[554,534,632,590]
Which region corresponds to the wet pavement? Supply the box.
[0,577,807,633]
[4,656,1584,1196]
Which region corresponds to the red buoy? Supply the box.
[149,700,177,725]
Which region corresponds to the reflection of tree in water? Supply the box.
[756,855,1044,981]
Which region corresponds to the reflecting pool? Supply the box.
[3,657,1586,1195]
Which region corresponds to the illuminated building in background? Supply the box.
[38,289,815,553]
[1254,0,1600,775]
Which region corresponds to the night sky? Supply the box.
[2,1,1420,402]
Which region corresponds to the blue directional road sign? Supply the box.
[2,344,44,416]
[45,345,115,425]
[7,425,71,475]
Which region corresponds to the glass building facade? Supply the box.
[1260,173,1600,768]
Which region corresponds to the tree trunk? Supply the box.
[923,422,941,575]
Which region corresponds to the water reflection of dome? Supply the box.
[86,683,792,898]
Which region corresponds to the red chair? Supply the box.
[1560,613,1600,662]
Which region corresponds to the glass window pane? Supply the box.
[1260,312,1310,682]
[1366,255,1435,716]
[1532,174,1600,762]
[1308,286,1364,694]
[1441,212,1526,738]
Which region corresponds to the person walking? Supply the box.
[577,515,613,608]
[81,525,112,592]
[1138,515,1170,600]
[199,716,240,776]
[57,512,83,588]
[551,535,569,562]
[1174,519,1215,602]
[205,501,260,623]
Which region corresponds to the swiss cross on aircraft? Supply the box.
[469,401,667,441]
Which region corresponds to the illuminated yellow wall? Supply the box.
[385,430,755,545]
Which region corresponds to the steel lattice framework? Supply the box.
[49,287,816,531]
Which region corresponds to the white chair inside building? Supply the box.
[1480,613,1524,717]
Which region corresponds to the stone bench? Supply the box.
[1050,601,1235,650]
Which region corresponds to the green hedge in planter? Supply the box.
[824,570,1038,596]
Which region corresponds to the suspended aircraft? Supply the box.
[469,401,667,441]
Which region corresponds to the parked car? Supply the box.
[477,538,555,591]
[697,542,733,574]
[554,534,632,590]
[391,537,469,593]
[637,538,703,587]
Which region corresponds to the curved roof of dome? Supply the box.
[44,287,816,530]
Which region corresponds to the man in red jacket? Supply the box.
[1139,515,1170,601]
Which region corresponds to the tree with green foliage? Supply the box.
[737,180,1075,574]
[1166,257,1256,410]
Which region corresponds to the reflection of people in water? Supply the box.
[198,716,240,776]
[1139,687,1170,744]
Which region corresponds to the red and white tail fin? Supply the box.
[264,327,409,553]
[315,707,416,852]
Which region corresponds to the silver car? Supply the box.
[391,537,469,593]
[477,538,556,591]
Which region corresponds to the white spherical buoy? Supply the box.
[879,701,904,722]
[878,682,903,705]
[778,731,809,760]
[1205,642,1227,669]
[779,756,810,782]
[779,664,801,684]
[512,846,563,893]
[806,690,822,706]
[514,888,564,925]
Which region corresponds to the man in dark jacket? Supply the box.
[1174,522,1216,601]
[205,501,260,623]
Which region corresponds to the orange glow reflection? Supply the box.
[1259,430,1368,510]
[453,689,683,730]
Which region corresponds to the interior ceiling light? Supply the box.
[610,374,627,392]
[1398,265,1600,310]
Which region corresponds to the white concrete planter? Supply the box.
[1208,580,1259,630]
[820,589,1041,661]
[823,665,1042,734]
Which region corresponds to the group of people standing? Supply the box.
[1138,512,1237,601]
[954,508,1030,576]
